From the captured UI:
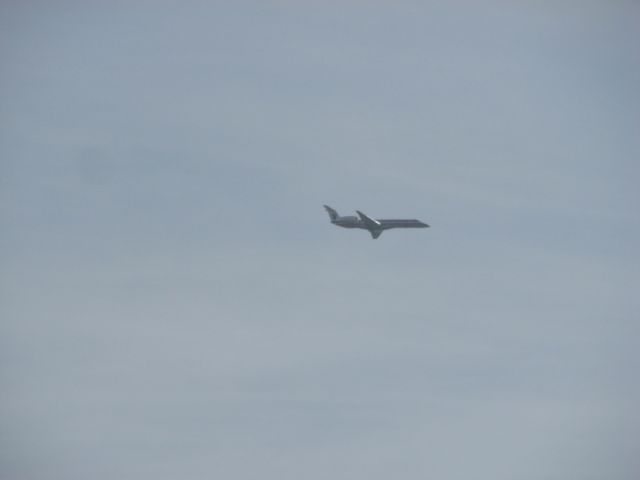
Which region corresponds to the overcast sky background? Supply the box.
[1,1,639,479]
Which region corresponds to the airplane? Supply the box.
[323,205,429,239]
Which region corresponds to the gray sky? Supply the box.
[1,1,639,479]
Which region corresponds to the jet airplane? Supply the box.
[323,205,429,239]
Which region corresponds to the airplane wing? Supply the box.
[356,210,381,230]
[370,230,382,239]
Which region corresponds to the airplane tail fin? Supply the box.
[323,205,339,222]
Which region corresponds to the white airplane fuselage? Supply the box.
[324,205,429,239]
[332,215,363,228]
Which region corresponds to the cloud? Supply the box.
[2,2,639,479]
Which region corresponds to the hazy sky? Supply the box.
[1,2,639,479]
